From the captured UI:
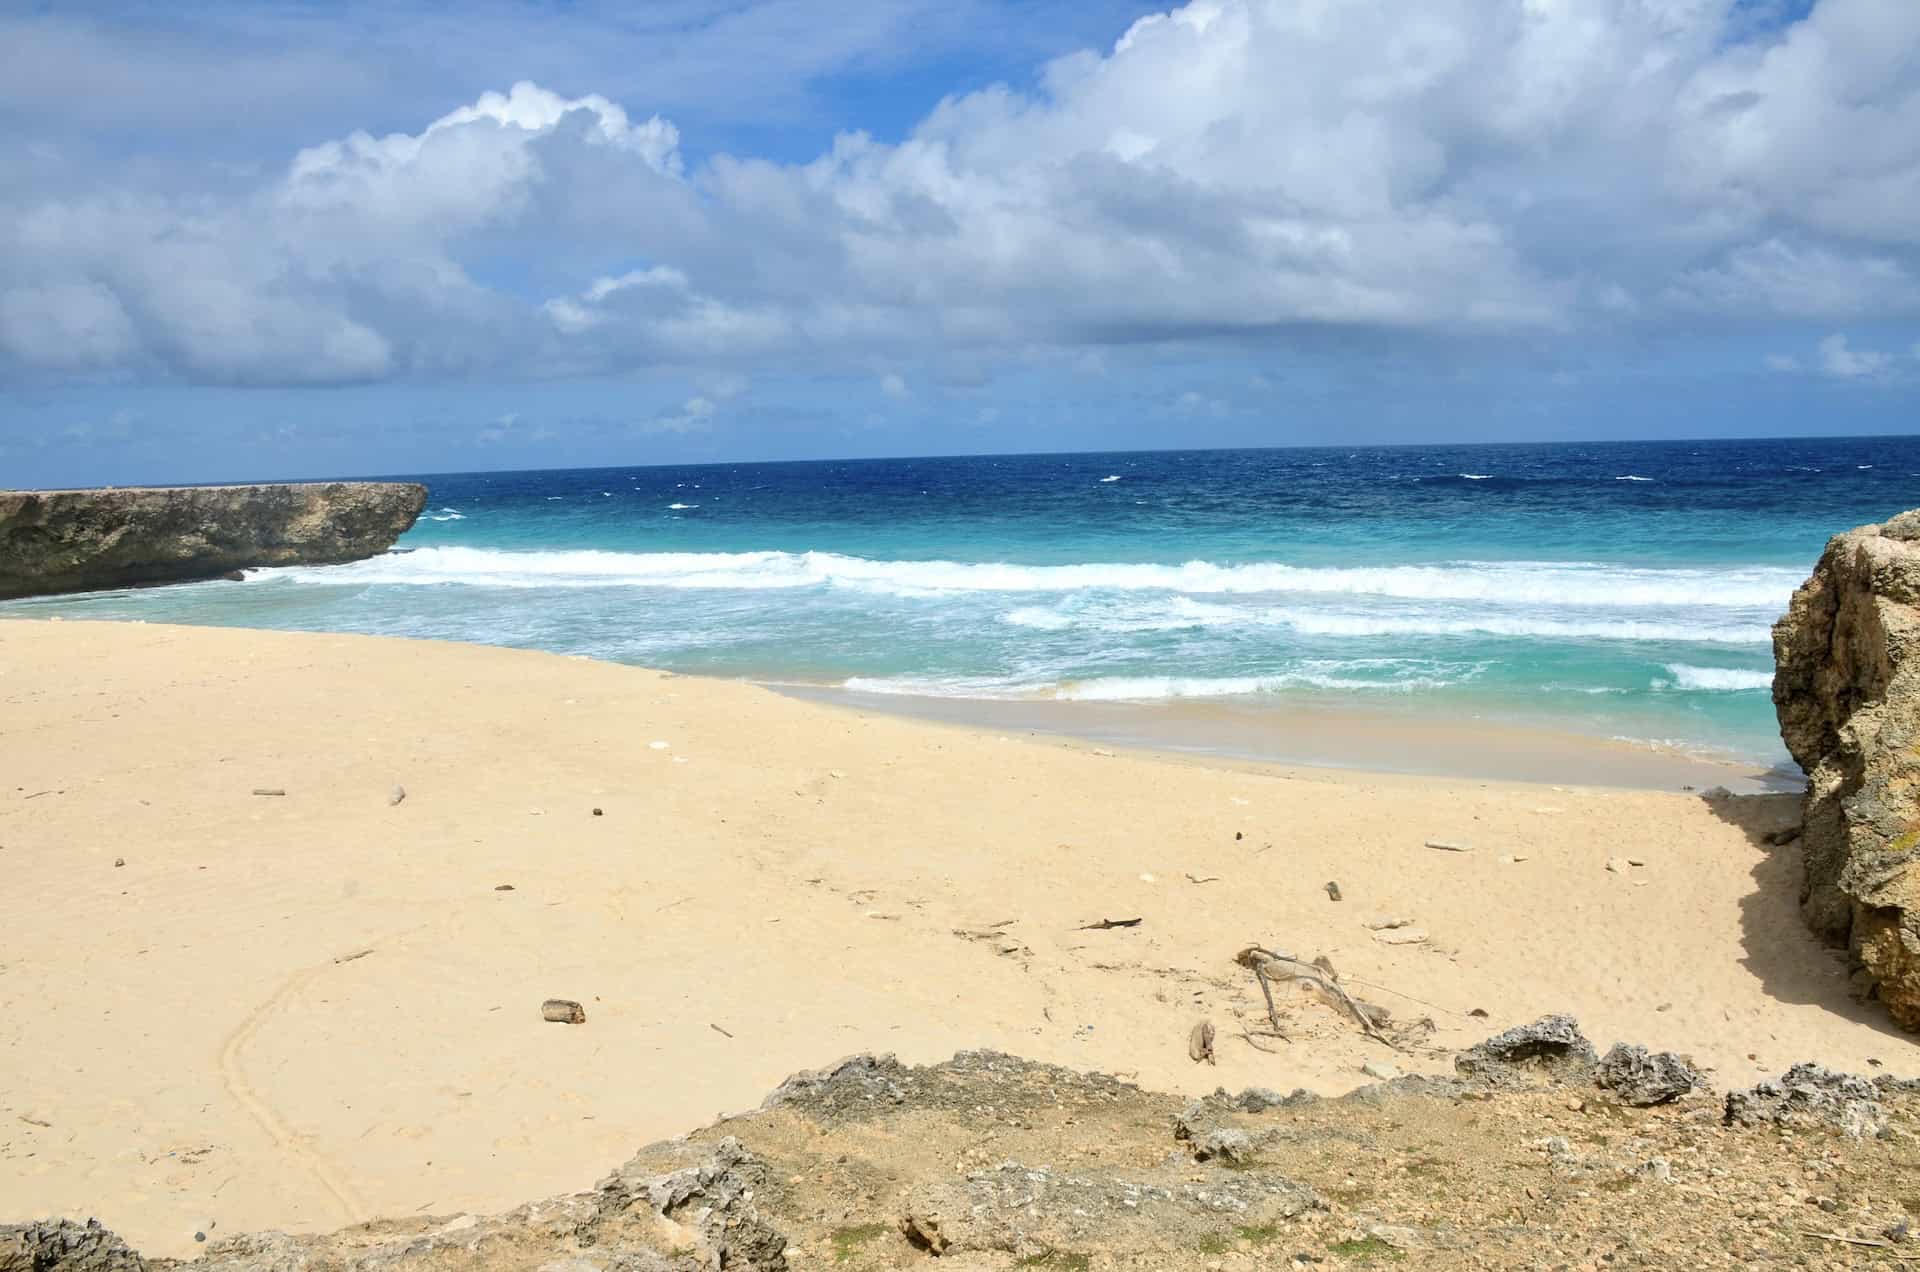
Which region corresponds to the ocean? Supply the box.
[13,437,1920,775]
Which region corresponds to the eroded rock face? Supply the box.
[1772,509,1920,1030]
[0,483,428,600]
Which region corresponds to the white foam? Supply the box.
[667,502,698,510]
[1460,473,1493,480]
[1660,664,1774,691]
[1614,475,1654,482]
[1283,612,1767,644]
[277,547,1802,611]
[426,508,467,522]
[1100,475,1123,483]
[841,669,1466,702]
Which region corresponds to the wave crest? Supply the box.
[264,546,1800,611]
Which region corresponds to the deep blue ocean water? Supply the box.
[13,437,1920,768]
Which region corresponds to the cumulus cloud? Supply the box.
[4,0,1920,388]
[1816,333,1895,378]
[1770,331,1906,378]
[644,395,719,434]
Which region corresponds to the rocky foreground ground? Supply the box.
[6,1018,1916,1271]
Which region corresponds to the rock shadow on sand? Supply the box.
[1706,791,1913,1046]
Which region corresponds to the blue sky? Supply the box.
[2,0,1917,486]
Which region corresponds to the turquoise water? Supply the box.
[11,437,1920,769]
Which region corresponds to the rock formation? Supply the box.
[1773,508,1920,1030]
[4,1035,1916,1270]
[0,483,428,600]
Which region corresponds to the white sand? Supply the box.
[0,620,1904,1257]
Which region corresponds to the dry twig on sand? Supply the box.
[1235,945,1401,1051]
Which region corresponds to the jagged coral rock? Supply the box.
[0,483,427,599]
[1772,509,1920,1029]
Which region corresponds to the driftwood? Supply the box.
[1078,917,1143,930]
[1235,945,1400,1050]
[1188,1019,1216,1064]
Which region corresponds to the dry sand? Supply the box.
[0,619,1908,1258]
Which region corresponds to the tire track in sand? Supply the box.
[216,958,372,1225]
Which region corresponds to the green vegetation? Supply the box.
[1328,1234,1404,1262]
[830,1223,890,1262]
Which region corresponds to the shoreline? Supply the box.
[5,609,1794,793]
[0,618,1899,1260]
[772,681,1799,795]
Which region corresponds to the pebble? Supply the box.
[648,741,670,750]
[387,785,406,807]
[113,857,124,868]
[1373,927,1430,946]
[1424,839,1471,852]
[540,999,586,1024]
[1363,916,1415,931]
[1606,857,1629,873]
[1497,853,1529,864]
[1361,1061,1400,1081]
[1324,881,1342,902]
[592,807,603,816]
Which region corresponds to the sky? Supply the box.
[2,0,1918,486]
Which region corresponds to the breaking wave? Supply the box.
[258,546,1800,612]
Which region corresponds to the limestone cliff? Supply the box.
[1772,508,1920,1030]
[0,483,427,600]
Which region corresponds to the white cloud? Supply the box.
[5,1,1920,388]
[644,395,718,434]
[1816,332,1894,378]
[1765,353,1801,373]
[880,372,909,399]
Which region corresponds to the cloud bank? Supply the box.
[3,0,1918,387]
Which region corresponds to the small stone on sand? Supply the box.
[1325,881,1342,901]
[1373,927,1430,946]
[387,785,406,806]
[1361,1061,1401,1081]
[540,999,586,1024]
[1606,857,1628,873]
[1424,839,1470,852]
[648,741,670,751]
[1363,916,1415,931]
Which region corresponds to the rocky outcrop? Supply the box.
[4,1039,1916,1270]
[0,483,427,600]
[1772,509,1920,1030]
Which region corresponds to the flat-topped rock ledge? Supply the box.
[0,483,427,599]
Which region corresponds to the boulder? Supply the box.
[1772,509,1920,1029]
[0,1219,145,1271]
[1723,1063,1893,1139]
[0,483,428,599]
[1594,1043,1699,1106]
[1453,1014,1597,1083]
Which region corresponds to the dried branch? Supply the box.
[1235,945,1402,1051]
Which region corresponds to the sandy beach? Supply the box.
[0,619,1906,1259]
